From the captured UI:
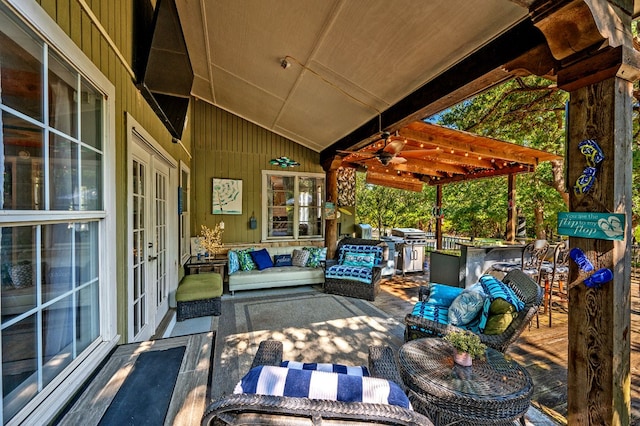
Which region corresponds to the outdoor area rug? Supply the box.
[209,288,405,400]
[99,346,186,425]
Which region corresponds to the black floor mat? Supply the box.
[98,346,186,426]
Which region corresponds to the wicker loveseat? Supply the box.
[201,340,432,426]
[324,237,385,301]
[404,269,543,353]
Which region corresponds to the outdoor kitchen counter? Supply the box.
[457,242,526,287]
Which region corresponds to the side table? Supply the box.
[398,338,533,426]
[185,256,227,282]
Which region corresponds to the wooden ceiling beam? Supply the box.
[365,172,423,192]
[427,164,535,185]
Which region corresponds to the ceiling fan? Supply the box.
[338,132,408,166]
[338,132,435,166]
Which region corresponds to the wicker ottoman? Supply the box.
[176,272,223,321]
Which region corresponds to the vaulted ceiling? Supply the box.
[176,0,530,153]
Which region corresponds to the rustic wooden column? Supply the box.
[506,173,517,242]
[323,157,342,259]
[529,2,639,422]
[435,184,443,250]
[565,73,633,426]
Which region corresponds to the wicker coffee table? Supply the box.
[398,338,533,426]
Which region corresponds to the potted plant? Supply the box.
[443,330,487,367]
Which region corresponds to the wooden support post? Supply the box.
[323,158,341,259]
[565,72,633,426]
[506,173,517,243]
[435,184,443,250]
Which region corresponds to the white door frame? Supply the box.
[126,114,178,342]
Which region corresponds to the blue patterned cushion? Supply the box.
[250,248,274,270]
[273,254,292,267]
[426,284,463,307]
[447,289,485,326]
[338,244,383,265]
[228,250,240,275]
[342,251,375,268]
[325,265,373,284]
[237,248,256,271]
[303,247,327,268]
[281,361,369,376]
[479,275,524,311]
[410,301,449,325]
[234,365,410,408]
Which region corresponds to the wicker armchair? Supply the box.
[323,237,385,301]
[201,340,433,426]
[404,269,543,353]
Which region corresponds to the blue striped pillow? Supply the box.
[234,365,410,409]
[281,361,369,376]
[479,275,524,311]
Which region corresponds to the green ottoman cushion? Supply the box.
[176,273,222,302]
[176,273,222,321]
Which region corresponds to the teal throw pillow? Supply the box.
[237,248,256,271]
[342,251,375,268]
[303,247,327,268]
[426,284,464,308]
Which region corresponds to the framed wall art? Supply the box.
[212,178,242,214]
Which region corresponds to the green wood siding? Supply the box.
[191,101,323,244]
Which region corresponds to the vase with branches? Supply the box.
[199,223,224,257]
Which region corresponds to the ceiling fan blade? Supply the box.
[383,139,406,155]
[389,156,407,164]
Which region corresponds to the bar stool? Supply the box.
[540,241,570,327]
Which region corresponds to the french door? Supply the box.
[130,137,171,342]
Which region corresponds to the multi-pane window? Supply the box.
[0,5,105,422]
[263,171,324,240]
[179,163,190,262]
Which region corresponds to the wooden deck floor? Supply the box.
[372,273,640,425]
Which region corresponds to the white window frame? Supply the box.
[0,1,118,424]
[179,161,191,264]
[261,170,325,242]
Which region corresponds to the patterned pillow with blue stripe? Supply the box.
[338,244,383,265]
[281,361,369,376]
[234,365,410,409]
[227,250,240,275]
[479,275,525,311]
[325,265,373,284]
[303,247,327,268]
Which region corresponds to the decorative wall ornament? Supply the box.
[270,156,300,167]
[212,178,242,214]
[337,167,356,207]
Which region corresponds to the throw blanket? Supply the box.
[281,361,369,376]
[234,365,410,409]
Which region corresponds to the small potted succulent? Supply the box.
[443,330,487,367]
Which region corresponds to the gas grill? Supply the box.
[391,228,428,275]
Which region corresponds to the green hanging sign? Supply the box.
[557,212,625,240]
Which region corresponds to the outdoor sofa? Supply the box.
[227,245,326,295]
